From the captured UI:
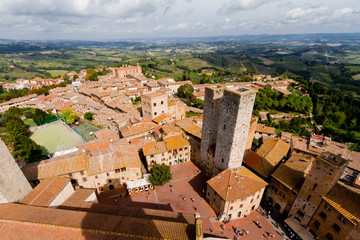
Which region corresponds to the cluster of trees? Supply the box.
[85,67,108,81]
[83,112,93,121]
[0,107,47,162]
[59,108,79,125]
[149,164,172,186]
[23,108,57,125]
[307,82,360,150]
[254,86,312,114]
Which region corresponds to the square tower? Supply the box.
[0,140,32,203]
[141,91,168,120]
[213,88,256,174]
[289,152,348,226]
[200,86,225,175]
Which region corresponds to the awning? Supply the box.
[126,174,151,190]
[284,217,315,240]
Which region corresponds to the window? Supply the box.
[95,175,98,179]
[154,112,157,115]
[162,153,164,156]
[320,211,327,220]
[326,233,334,240]
[307,195,311,201]
[271,186,278,193]
[251,205,255,211]
[213,198,216,202]
[122,177,125,180]
[97,182,100,186]
[338,215,345,223]
[325,203,331,211]
[107,173,110,176]
[279,192,285,199]
[108,179,112,183]
[82,177,87,182]
[230,206,233,210]
[250,198,253,203]
[222,158,224,163]
[153,103,156,106]
[136,173,139,176]
[121,167,126,172]
[297,210,305,217]
[68,173,73,177]
[332,224,341,232]
[80,171,85,175]
[240,204,243,208]
[313,183,318,190]
[313,220,320,229]
[208,192,210,196]
[185,147,188,150]
[161,101,163,105]
[223,125,226,130]
[115,169,120,173]
[151,155,154,158]
[99,187,103,191]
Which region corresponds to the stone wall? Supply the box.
[0,140,32,203]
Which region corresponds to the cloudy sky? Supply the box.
[0,0,358,40]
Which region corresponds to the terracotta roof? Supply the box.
[0,203,195,240]
[207,167,268,201]
[163,135,190,151]
[22,152,86,181]
[255,124,276,135]
[272,153,313,192]
[86,144,141,176]
[142,91,166,98]
[20,177,71,207]
[161,123,181,135]
[120,122,158,138]
[152,114,172,123]
[93,128,119,141]
[78,139,111,153]
[58,101,76,111]
[143,141,167,156]
[175,118,202,139]
[262,139,290,165]
[60,188,97,208]
[323,182,360,225]
[243,151,273,179]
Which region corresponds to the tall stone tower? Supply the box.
[289,152,348,226]
[0,140,32,203]
[213,88,256,174]
[200,86,225,175]
[200,86,256,176]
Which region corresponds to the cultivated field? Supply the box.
[30,120,83,154]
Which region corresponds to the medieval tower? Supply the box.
[200,86,256,176]
[0,139,32,203]
[288,152,348,226]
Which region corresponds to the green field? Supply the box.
[23,119,37,127]
[72,122,100,142]
[47,70,68,77]
[30,120,83,154]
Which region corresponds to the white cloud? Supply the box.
[218,0,280,14]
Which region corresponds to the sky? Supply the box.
[0,0,359,40]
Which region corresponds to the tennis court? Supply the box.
[72,122,100,142]
[30,120,84,155]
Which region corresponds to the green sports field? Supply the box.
[30,120,84,155]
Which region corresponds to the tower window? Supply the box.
[313,183,318,190]
[307,195,311,201]
[222,158,224,163]
[320,211,327,220]
[332,224,340,232]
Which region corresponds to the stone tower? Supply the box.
[289,152,348,226]
[0,139,32,203]
[200,86,225,175]
[213,88,256,174]
[200,86,256,176]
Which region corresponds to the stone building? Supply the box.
[245,116,258,153]
[113,63,142,78]
[0,139,32,204]
[288,152,348,226]
[265,153,313,218]
[200,86,256,176]
[142,134,191,170]
[308,182,360,240]
[206,167,267,220]
[21,140,143,193]
[141,91,186,121]
[141,91,169,120]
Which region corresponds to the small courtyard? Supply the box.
[98,161,284,239]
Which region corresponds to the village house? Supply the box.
[21,140,143,193]
[254,123,277,140]
[206,166,268,220]
[157,78,192,94]
[308,182,360,240]
[243,138,291,180]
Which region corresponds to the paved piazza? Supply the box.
[99,162,283,239]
